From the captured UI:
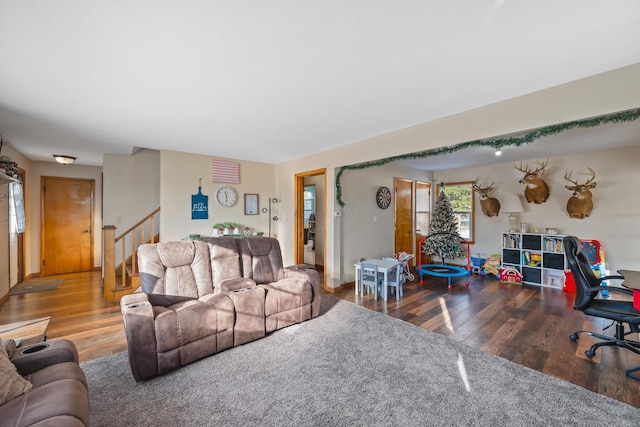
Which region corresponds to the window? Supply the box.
[439,181,475,243]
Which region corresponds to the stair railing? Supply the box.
[102,207,160,302]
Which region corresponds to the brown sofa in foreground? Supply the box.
[0,338,90,427]
[121,237,321,382]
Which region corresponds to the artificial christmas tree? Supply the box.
[422,188,464,263]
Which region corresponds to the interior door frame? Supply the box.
[294,168,326,287]
[40,176,95,276]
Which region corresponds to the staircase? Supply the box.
[102,208,160,302]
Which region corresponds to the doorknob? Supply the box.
[83,229,90,233]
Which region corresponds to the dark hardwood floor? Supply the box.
[1,270,639,407]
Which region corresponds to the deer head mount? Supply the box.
[472,178,500,217]
[564,166,597,219]
[514,159,550,204]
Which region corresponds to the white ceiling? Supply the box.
[1,1,640,167]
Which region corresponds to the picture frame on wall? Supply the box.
[244,193,259,215]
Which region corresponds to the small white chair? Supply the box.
[359,262,382,300]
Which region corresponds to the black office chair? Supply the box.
[563,236,640,379]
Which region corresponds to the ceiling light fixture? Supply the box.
[495,147,502,156]
[53,154,77,165]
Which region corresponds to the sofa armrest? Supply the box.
[121,293,159,382]
[11,339,79,376]
[2,338,17,358]
[218,277,257,292]
[284,266,321,317]
[121,292,151,307]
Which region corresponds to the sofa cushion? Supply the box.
[0,342,32,405]
[205,237,244,287]
[139,241,214,306]
[238,237,284,284]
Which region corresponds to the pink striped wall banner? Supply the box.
[210,160,240,183]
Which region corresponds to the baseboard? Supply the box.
[325,281,354,294]
[24,272,41,281]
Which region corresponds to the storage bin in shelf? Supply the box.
[543,269,566,288]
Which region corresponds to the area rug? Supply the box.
[81,297,640,427]
[10,278,63,295]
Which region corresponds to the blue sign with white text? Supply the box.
[192,187,208,220]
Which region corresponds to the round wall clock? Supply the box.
[216,186,238,207]
[376,186,392,209]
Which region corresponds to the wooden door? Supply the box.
[394,178,413,264]
[415,181,432,264]
[41,177,94,275]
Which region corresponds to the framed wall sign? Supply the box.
[244,193,259,215]
[191,184,209,220]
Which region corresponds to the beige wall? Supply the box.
[275,63,640,290]
[339,162,433,282]
[103,149,161,232]
[159,150,275,242]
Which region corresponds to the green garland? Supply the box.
[336,108,640,206]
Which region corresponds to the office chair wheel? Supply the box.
[570,334,579,341]
[585,349,596,358]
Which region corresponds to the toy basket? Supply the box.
[470,254,486,275]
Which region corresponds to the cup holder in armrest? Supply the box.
[127,302,148,309]
[21,343,50,354]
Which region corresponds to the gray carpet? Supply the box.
[10,278,63,295]
[82,297,640,426]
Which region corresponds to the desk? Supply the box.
[618,270,640,310]
[354,258,400,301]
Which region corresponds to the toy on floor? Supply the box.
[499,266,523,285]
[393,251,415,283]
[471,254,486,275]
[483,254,501,276]
[415,232,471,289]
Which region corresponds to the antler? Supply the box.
[564,169,578,185]
[533,158,548,173]
[514,162,532,173]
[565,166,596,186]
[472,177,494,192]
[581,166,596,186]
